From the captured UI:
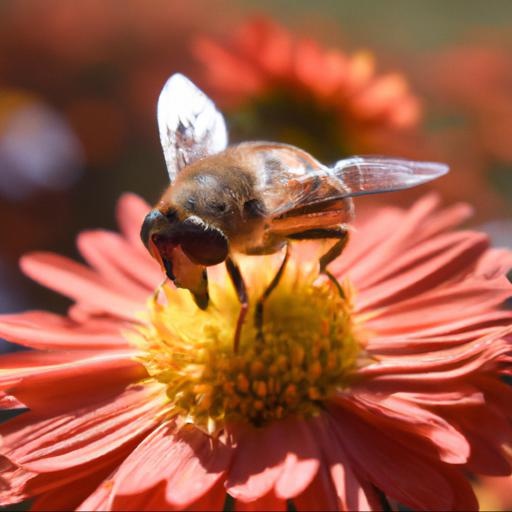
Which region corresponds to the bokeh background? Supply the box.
[1,0,512,317]
[1,1,512,509]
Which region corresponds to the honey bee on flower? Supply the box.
[141,73,448,349]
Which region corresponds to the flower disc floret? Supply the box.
[134,259,364,432]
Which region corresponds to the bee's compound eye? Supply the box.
[179,222,228,266]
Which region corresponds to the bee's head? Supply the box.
[140,208,228,308]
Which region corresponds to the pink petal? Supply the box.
[356,232,489,310]
[292,464,340,512]
[77,479,115,512]
[0,349,146,414]
[0,311,128,350]
[31,459,120,512]
[225,424,286,502]
[362,361,510,394]
[112,422,232,508]
[327,406,460,511]
[343,195,441,287]
[475,247,512,278]
[274,420,320,499]
[312,413,378,511]
[2,383,163,472]
[394,388,485,408]
[332,208,403,280]
[226,418,320,502]
[359,330,512,391]
[348,394,470,464]
[3,438,134,507]
[366,310,512,353]
[105,481,172,511]
[234,492,287,511]
[411,202,473,242]
[365,279,512,334]
[441,392,512,475]
[116,480,227,511]
[78,230,161,293]
[464,430,512,475]
[20,253,143,321]
[434,465,478,511]
[361,327,512,377]
[358,230,487,291]
[477,375,512,417]
[185,478,228,512]
[77,231,154,298]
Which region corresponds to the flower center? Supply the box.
[132,255,364,432]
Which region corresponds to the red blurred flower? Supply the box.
[413,38,512,217]
[193,18,421,160]
[0,194,511,510]
[427,42,512,165]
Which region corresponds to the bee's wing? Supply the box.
[265,155,448,232]
[157,73,228,182]
[331,156,449,198]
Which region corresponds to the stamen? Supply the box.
[131,256,365,432]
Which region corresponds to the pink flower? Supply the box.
[193,17,421,160]
[0,193,511,511]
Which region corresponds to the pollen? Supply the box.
[132,253,365,432]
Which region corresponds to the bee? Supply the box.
[141,74,448,350]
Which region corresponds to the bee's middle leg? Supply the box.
[254,244,290,340]
[225,257,248,353]
[288,228,349,298]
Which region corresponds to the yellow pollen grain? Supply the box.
[133,256,364,431]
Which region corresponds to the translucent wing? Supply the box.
[331,156,449,198]
[258,150,448,220]
[157,73,228,182]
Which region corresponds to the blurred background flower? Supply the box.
[193,17,421,162]
[414,33,512,217]
[0,90,84,201]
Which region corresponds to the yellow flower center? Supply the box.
[131,254,365,433]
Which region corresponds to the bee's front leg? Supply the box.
[288,228,350,298]
[225,257,248,353]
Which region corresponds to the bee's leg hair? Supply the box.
[225,257,248,353]
[288,228,349,298]
[254,243,290,341]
